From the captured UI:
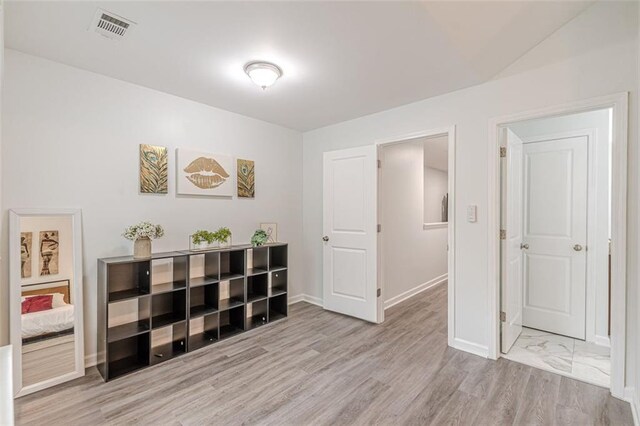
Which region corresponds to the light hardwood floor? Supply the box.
[15,283,633,425]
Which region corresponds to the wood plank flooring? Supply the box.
[15,283,633,425]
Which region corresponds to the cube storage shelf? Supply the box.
[98,243,288,381]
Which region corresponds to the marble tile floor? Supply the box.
[503,327,610,388]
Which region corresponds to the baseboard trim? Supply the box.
[450,337,489,358]
[593,334,611,348]
[85,353,97,368]
[384,274,448,310]
[624,386,638,425]
[288,294,323,307]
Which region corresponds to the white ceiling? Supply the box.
[5,1,593,131]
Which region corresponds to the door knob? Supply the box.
[322,236,329,242]
[573,244,583,251]
[520,243,529,250]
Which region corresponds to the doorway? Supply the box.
[321,127,455,331]
[495,101,624,393]
[378,133,451,314]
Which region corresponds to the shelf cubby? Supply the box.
[247,299,268,330]
[247,274,268,303]
[151,290,186,329]
[107,297,151,343]
[107,333,150,380]
[190,283,219,317]
[219,306,245,339]
[151,322,187,365]
[189,314,219,351]
[247,247,269,276]
[270,269,287,297]
[107,261,150,302]
[269,245,288,271]
[220,250,245,281]
[219,278,244,311]
[188,251,220,288]
[151,256,188,294]
[269,293,288,322]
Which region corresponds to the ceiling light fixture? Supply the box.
[244,61,283,89]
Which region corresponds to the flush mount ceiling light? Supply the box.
[244,61,283,89]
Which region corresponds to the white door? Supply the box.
[501,129,525,353]
[322,145,380,323]
[522,136,588,339]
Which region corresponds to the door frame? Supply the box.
[375,126,456,343]
[487,92,628,399]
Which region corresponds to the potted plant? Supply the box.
[123,221,165,259]
[190,230,216,251]
[214,227,232,248]
[251,229,268,247]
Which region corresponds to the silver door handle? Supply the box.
[573,244,583,251]
[520,243,529,250]
[322,236,329,242]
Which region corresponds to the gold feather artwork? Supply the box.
[140,144,168,194]
[237,159,255,198]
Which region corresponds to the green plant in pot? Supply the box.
[251,229,268,247]
[190,229,216,250]
[214,227,232,248]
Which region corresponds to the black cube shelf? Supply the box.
[98,244,288,381]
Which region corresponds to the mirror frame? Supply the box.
[9,208,85,397]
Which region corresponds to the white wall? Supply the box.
[424,166,448,224]
[302,1,638,373]
[509,108,611,347]
[381,141,447,307]
[1,50,304,362]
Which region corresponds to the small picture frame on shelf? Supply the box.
[260,223,277,244]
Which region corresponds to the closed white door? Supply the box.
[501,129,524,353]
[522,136,588,339]
[322,145,380,323]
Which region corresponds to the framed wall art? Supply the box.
[176,149,234,197]
[237,159,255,198]
[139,144,168,194]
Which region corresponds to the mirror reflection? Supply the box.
[18,215,77,387]
[423,135,449,225]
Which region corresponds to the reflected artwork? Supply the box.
[39,230,59,276]
[21,232,32,278]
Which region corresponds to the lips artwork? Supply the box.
[183,156,230,189]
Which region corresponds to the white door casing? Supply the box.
[322,145,379,323]
[522,136,588,339]
[501,129,524,353]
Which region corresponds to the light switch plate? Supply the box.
[467,205,477,223]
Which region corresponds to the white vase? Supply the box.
[219,236,231,249]
[134,237,152,259]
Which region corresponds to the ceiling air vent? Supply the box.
[90,9,135,40]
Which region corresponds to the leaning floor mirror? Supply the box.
[9,209,85,397]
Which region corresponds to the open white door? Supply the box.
[522,136,588,339]
[501,129,524,353]
[322,145,380,323]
